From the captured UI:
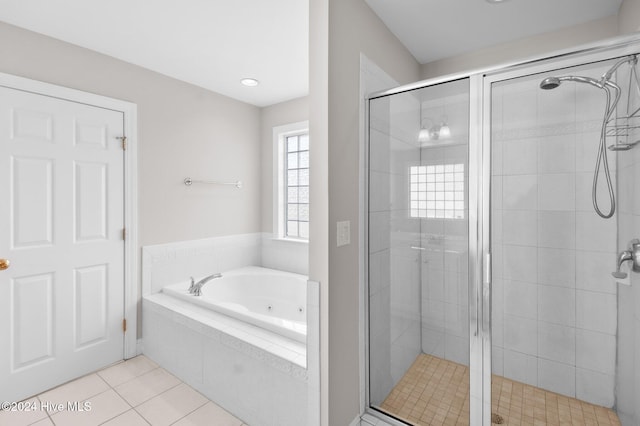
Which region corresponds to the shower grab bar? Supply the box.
[184,177,243,189]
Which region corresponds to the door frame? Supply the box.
[0,72,139,360]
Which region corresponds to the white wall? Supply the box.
[0,21,263,247]
[619,0,640,34]
[308,1,330,422]
[421,17,619,80]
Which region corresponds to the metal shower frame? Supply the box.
[364,34,640,426]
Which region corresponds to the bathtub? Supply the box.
[162,266,307,343]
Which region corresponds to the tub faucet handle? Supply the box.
[188,276,195,293]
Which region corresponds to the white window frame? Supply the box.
[273,121,309,241]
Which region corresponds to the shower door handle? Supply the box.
[482,253,491,334]
[484,253,491,286]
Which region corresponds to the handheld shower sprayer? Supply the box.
[538,55,637,219]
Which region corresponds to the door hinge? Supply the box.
[122,228,126,241]
[122,319,127,333]
[116,136,127,150]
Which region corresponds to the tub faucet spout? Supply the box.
[189,273,223,296]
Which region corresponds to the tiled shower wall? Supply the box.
[369,85,471,406]
[369,84,471,408]
[419,89,470,367]
[491,64,618,407]
[369,94,422,405]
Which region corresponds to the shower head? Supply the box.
[539,75,604,90]
[540,77,561,90]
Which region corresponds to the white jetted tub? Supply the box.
[162,266,307,343]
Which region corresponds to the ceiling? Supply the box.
[0,0,308,107]
[365,0,623,64]
[0,1,624,107]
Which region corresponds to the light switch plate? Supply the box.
[337,220,350,247]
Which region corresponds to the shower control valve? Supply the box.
[612,239,640,279]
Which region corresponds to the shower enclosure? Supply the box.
[366,38,640,426]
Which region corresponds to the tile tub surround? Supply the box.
[142,233,262,296]
[0,355,246,426]
[142,233,308,296]
[142,279,320,426]
[141,234,317,426]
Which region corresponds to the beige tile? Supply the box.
[0,397,48,426]
[101,409,150,426]
[114,368,181,407]
[173,402,243,426]
[380,353,620,426]
[136,383,208,426]
[98,356,158,387]
[38,374,109,413]
[50,389,129,426]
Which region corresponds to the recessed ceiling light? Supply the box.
[486,0,508,3]
[240,78,259,87]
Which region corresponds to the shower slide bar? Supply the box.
[183,177,243,189]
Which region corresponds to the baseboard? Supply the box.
[350,415,363,426]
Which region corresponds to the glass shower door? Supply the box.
[368,78,472,425]
[488,57,630,425]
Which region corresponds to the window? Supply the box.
[285,133,309,239]
[410,164,464,219]
[273,121,309,241]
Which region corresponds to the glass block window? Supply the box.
[285,133,309,239]
[410,164,464,219]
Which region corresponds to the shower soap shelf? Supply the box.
[606,115,640,150]
[606,116,640,151]
[607,58,640,151]
[606,113,640,136]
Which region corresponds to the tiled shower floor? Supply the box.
[379,354,620,426]
[0,355,246,426]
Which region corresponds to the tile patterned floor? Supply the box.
[379,353,621,426]
[0,355,246,426]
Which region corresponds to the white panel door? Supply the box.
[0,86,125,402]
